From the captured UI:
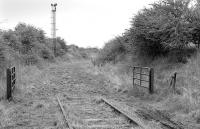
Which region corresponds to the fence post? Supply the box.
[133,67,135,87]
[173,72,177,94]
[7,68,11,100]
[149,68,154,94]
[140,68,142,86]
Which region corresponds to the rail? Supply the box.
[101,97,149,129]
[56,96,73,129]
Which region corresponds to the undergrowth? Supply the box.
[92,51,200,126]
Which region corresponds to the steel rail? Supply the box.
[56,96,73,129]
[101,97,149,129]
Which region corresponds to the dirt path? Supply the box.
[0,61,186,129]
[0,61,130,129]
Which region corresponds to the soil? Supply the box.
[0,61,190,129]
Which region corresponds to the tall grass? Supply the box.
[157,53,200,121]
[93,50,200,124]
[89,61,132,92]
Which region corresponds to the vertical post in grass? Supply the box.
[149,68,154,94]
[140,68,142,87]
[173,72,177,94]
[133,67,135,87]
[7,68,11,100]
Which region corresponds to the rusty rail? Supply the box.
[56,96,73,129]
[101,97,149,129]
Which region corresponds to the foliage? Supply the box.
[14,23,46,53]
[55,37,68,56]
[98,0,200,64]
[0,23,69,65]
[2,30,22,51]
[130,0,195,58]
[96,36,127,65]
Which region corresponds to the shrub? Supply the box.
[2,30,22,51]
[0,40,7,75]
[97,36,127,65]
[129,0,195,59]
[98,0,200,64]
[56,37,68,52]
[0,23,69,66]
[40,49,54,60]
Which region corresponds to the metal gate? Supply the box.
[7,66,16,100]
[133,66,154,94]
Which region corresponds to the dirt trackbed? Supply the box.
[0,61,185,129]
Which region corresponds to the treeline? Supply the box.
[0,22,99,70]
[0,23,68,66]
[98,0,200,65]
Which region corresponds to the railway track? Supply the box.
[56,95,185,129]
[56,95,142,129]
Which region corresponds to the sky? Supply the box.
[0,0,157,48]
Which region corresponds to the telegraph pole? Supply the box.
[51,3,57,56]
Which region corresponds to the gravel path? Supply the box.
[0,61,185,129]
[0,61,136,129]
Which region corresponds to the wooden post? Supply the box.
[140,68,142,86]
[7,68,11,100]
[149,68,154,94]
[133,67,135,87]
[173,72,177,94]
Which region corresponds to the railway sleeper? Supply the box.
[72,124,133,129]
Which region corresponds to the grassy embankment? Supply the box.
[91,51,200,126]
[90,0,200,126]
[0,23,96,100]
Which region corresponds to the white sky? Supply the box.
[0,0,156,48]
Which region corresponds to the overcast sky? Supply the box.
[0,0,156,48]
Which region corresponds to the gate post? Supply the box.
[149,68,154,94]
[133,67,135,87]
[172,72,177,94]
[7,68,11,100]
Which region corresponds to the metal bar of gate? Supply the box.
[133,67,135,87]
[133,66,154,94]
[132,66,150,69]
[140,68,142,86]
[133,78,149,82]
[149,68,154,94]
[6,68,11,100]
[133,73,149,76]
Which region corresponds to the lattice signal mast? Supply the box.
[51,3,57,56]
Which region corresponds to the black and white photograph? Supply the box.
[0,0,200,128]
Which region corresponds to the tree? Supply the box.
[15,23,46,53]
[2,30,22,50]
[129,0,194,58]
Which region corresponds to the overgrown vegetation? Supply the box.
[97,0,200,64]
[0,23,94,67]
[0,23,96,99]
[93,0,200,127]
[1,23,69,64]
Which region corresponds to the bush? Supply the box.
[40,49,54,60]
[167,48,197,63]
[129,0,195,59]
[98,0,200,64]
[56,37,68,52]
[0,23,69,67]
[0,40,7,75]
[97,36,127,65]
[2,30,22,51]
